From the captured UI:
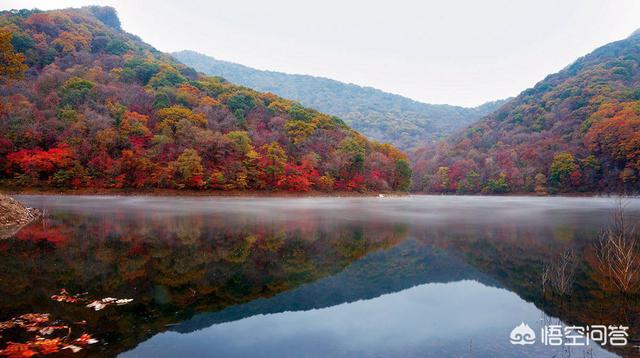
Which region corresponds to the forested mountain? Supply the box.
[173,50,507,151]
[0,7,411,192]
[413,30,640,194]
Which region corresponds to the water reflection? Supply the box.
[2,195,639,357]
[2,196,407,356]
[126,281,614,358]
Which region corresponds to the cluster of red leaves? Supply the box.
[334,175,365,191]
[275,163,319,192]
[0,313,96,357]
[5,146,74,177]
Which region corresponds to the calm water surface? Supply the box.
[3,195,639,357]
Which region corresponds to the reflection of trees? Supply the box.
[0,211,407,357]
[172,238,500,334]
[411,222,640,357]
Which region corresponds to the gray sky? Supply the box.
[4,0,640,107]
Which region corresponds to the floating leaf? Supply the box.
[75,334,98,345]
[51,288,81,303]
[86,297,133,311]
[0,312,96,356]
[62,344,82,353]
[116,298,133,306]
[86,301,107,311]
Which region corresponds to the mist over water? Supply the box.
[19,194,634,224]
[5,195,639,357]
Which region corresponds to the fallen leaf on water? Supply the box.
[18,314,49,325]
[62,344,82,353]
[86,301,107,311]
[116,299,133,305]
[1,289,133,355]
[39,325,68,336]
[53,289,133,311]
[75,333,98,345]
[0,314,51,333]
[0,312,97,356]
[86,297,133,311]
[50,289,80,303]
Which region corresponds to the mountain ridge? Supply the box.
[173,50,509,150]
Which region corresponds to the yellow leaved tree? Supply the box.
[0,29,27,81]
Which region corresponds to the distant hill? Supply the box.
[173,50,507,150]
[412,30,640,194]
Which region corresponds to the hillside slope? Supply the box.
[0,7,411,192]
[173,50,507,150]
[413,31,640,194]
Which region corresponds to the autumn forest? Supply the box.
[0,7,411,193]
[1,6,639,194]
[3,4,640,358]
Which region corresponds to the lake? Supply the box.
[2,195,639,357]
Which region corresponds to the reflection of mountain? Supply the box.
[421,227,639,358]
[168,215,640,357]
[0,204,408,357]
[172,239,499,333]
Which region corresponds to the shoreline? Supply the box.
[0,187,629,199]
[1,187,409,198]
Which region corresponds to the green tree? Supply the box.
[550,152,576,189]
[105,39,129,55]
[457,170,480,194]
[394,159,412,191]
[338,136,366,173]
[227,94,255,124]
[149,65,186,88]
[484,173,510,194]
[59,77,94,107]
[225,131,253,154]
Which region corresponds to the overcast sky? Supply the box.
[4,0,640,107]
